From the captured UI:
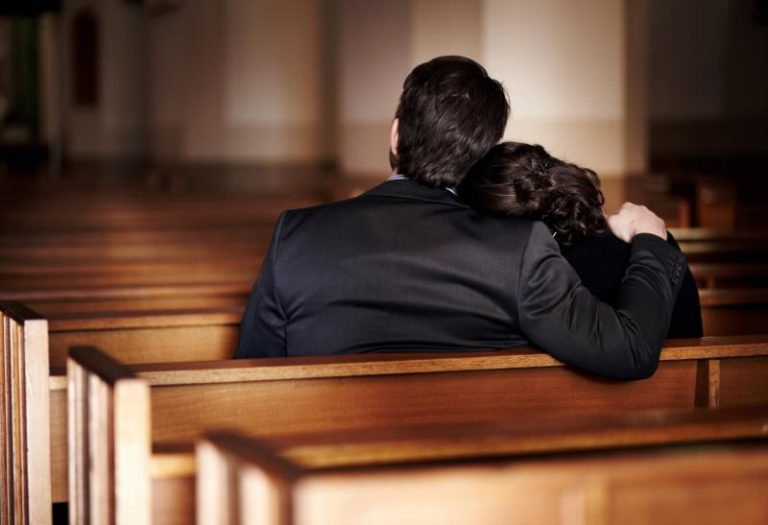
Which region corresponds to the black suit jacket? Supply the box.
[237,179,686,380]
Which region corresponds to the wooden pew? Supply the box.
[700,288,768,336]
[198,421,768,525]
[0,301,242,517]
[65,338,768,523]
[677,239,768,264]
[0,232,272,263]
[0,258,261,289]
[0,195,318,233]
[0,282,250,315]
[669,227,768,243]
[45,307,243,369]
[0,303,51,525]
[68,348,151,525]
[689,262,768,289]
[4,285,766,511]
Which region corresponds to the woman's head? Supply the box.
[459,142,607,245]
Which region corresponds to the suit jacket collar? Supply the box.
[362,178,468,208]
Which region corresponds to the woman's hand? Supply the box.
[607,202,667,242]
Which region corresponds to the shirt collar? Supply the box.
[387,173,457,196]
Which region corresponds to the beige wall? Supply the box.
[336,0,411,177]
[337,0,486,178]
[63,0,145,159]
[147,0,324,164]
[484,0,645,177]
[410,0,482,65]
[337,0,646,180]
[58,0,764,168]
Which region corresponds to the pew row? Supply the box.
[198,425,768,525]
[45,337,768,501]
[0,282,250,315]
[0,301,243,519]
[669,227,768,243]
[0,258,261,289]
[700,288,768,336]
[690,262,768,289]
[65,338,768,522]
[0,195,317,232]
[45,307,243,369]
[677,239,768,264]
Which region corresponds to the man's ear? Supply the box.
[390,118,399,157]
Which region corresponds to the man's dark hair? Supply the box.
[459,142,608,246]
[391,56,509,187]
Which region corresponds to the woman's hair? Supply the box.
[459,142,607,246]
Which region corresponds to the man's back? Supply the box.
[237,56,685,381]
[238,178,535,357]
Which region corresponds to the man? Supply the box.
[237,56,685,380]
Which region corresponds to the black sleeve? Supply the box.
[235,213,288,358]
[518,222,686,380]
[665,234,704,338]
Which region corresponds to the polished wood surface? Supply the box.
[3,170,767,524]
[67,348,151,525]
[689,262,768,289]
[259,405,768,468]
[0,302,51,525]
[47,307,242,369]
[199,419,768,525]
[59,339,768,515]
[44,336,768,499]
[700,288,768,336]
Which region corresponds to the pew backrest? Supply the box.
[700,288,768,336]
[0,302,50,525]
[68,347,151,525]
[0,282,250,315]
[690,262,768,289]
[54,335,768,514]
[198,424,768,525]
[48,307,243,368]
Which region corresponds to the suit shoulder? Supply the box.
[278,196,365,233]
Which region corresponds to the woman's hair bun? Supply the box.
[459,142,607,246]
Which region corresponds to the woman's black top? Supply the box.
[560,233,703,338]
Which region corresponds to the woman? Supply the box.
[459,142,702,338]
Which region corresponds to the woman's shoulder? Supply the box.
[560,233,631,305]
[561,232,631,261]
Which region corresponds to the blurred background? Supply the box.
[0,0,767,226]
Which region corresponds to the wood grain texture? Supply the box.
[147,363,698,445]
[48,309,242,368]
[24,294,247,316]
[0,302,51,525]
[204,429,768,525]
[46,337,768,503]
[268,406,768,468]
[152,475,196,525]
[669,228,768,242]
[699,288,768,306]
[701,306,768,336]
[67,352,152,525]
[289,445,768,525]
[720,356,768,407]
[135,335,768,386]
[0,282,249,302]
